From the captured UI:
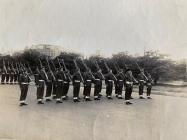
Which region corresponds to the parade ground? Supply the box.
[0,83,187,140]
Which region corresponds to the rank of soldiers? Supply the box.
[0,57,153,106]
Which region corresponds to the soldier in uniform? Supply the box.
[124,69,138,105]
[83,69,94,101]
[137,70,147,99]
[9,66,15,84]
[146,73,153,99]
[55,67,66,103]
[93,69,104,100]
[5,66,11,84]
[115,69,125,99]
[61,69,71,100]
[19,70,31,106]
[105,69,117,99]
[72,69,82,102]
[1,65,7,84]
[45,68,55,102]
[36,67,48,104]
[14,65,19,84]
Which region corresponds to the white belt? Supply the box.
[126,81,133,84]
[119,80,123,81]
[58,79,63,82]
[87,80,91,82]
[75,80,80,82]
[95,79,100,81]
[39,80,44,82]
[147,83,151,86]
[108,80,113,82]
[139,80,144,82]
[21,82,28,85]
[64,81,68,83]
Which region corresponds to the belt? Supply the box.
[21,82,29,85]
[119,80,123,82]
[58,79,63,82]
[86,80,91,82]
[108,80,113,82]
[39,80,44,82]
[147,83,151,86]
[139,80,144,82]
[75,80,80,82]
[126,81,133,84]
[95,79,100,81]
[64,81,68,83]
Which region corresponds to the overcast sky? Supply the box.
[0,0,187,59]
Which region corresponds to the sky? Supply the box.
[0,0,187,59]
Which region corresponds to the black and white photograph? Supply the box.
[0,0,187,140]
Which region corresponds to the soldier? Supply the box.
[1,65,7,84]
[14,65,19,84]
[36,67,47,104]
[146,73,153,99]
[105,69,117,99]
[45,68,55,102]
[61,69,71,100]
[137,70,147,99]
[55,67,66,103]
[124,69,137,105]
[9,67,15,84]
[5,66,11,84]
[93,69,104,100]
[72,69,82,102]
[83,69,94,101]
[19,70,31,106]
[115,69,125,99]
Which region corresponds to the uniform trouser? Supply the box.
[83,85,91,97]
[20,84,29,101]
[52,82,57,96]
[1,74,6,83]
[45,82,53,98]
[139,85,144,95]
[14,74,18,83]
[106,82,113,96]
[115,84,123,95]
[10,74,14,83]
[6,74,10,83]
[62,82,70,97]
[94,84,101,97]
[99,82,102,93]
[73,83,80,97]
[125,84,132,100]
[56,81,63,99]
[147,85,152,96]
[36,83,45,100]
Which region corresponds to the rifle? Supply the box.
[61,59,72,81]
[26,62,33,75]
[73,59,84,83]
[103,60,117,81]
[3,59,7,74]
[39,59,43,69]
[94,60,105,80]
[80,59,95,80]
[46,57,56,81]
[135,61,148,81]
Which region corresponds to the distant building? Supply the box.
[27,44,61,57]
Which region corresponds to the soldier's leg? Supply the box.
[37,84,45,104]
[10,74,14,84]
[45,82,52,101]
[125,86,133,105]
[94,84,100,100]
[14,74,18,84]
[117,85,123,99]
[6,74,10,84]
[139,85,145,99]
[56,85,63,103]
[73,84,80,102]
[85,85,92,101]
[52,82,57,99]
[1,74,6,84]
[107,83,113,99]
[147,86,152,99]
[19,84,29,106]
[62,82,69,100]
